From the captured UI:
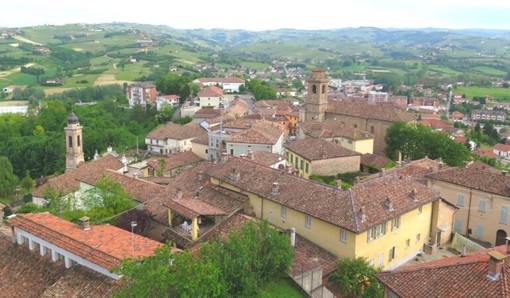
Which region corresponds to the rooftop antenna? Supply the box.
[130,221,137,252]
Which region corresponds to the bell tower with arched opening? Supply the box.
[65,112,85,171]
[304,69,329,122]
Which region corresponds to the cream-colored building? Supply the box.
[198,86,224,108]
[296,119,374,154]
[207,157,442,270]
[146,122,207,154]
[428,167,510,246]
[285,138,361,179]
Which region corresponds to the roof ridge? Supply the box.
[348,189,360,233]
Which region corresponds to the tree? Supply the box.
[19,171,35,195]
[81,176,135,223]
[330,257,382,298]
[0,156,18,199]
[115,209,154,235]
[154,105,176,125]
[156,158,167,177]
[385,121,470,166]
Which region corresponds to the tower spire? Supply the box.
[65,112,85,171]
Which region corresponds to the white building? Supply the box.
[194,77,245,93]
[146,122,207,154]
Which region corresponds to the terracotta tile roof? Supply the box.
[285,138,360,161]
[138,176,173,185]
[196,77,244,84]
[226,98,248,118]
[361,153,392,169]
[327,101,416,122]
[228,122,283,145]
[167,198,226,219]
[364,157,446,185]
[476,148,498,159]
[160,94,180,101]
[190,133,209,145]
[147,151,203,172]
[299,119,373,140]
[247,151,286,167]
[144,162,247,224]
[207,157,438,233]
[146,122,206,140]
[0,237,119,297]
[32,155,124,197]
[376,245,510,298]
[255,100,292,110]
[193,108,223,119]
[291,233,338,276]
[465,160,501,174]
[494,143,510,152]
[79,169,167,203]
[198,86,224,97]
[420,118,452,130]
[427,167,510,197]
[9,213,164,270]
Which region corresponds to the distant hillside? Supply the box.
[0,23,509,94]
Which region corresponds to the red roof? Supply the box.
[494,143,510,152]
[377,245,510,297]
[9,213,166,270]
[198,86,224,97]
[197,77,244,84]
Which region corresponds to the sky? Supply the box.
[2,0,510,31]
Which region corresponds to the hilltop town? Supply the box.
[1,24,510,297]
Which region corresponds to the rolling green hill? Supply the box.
[0,23,509,93]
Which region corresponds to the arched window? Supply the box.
[312,85,317,94]
[77,135,81,147]
[322,85,326,94]
[68,136,73,147]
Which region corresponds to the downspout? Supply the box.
[466,188,472,236]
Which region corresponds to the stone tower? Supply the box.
[65,112,85,171]
[304,69,329,122]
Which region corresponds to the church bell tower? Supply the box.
[304,69,329,122]
[65,112,85,171]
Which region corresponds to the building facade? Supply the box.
[126,82,157,107]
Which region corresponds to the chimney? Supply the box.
[79,216,91,231]
[229,168,240,182]
[379,168,386,177]
[271,182,280,195]
[133,173,139,179]
[336,178,342,189]
[461,244,467,257]
[221,152,228,163]
[487,251,507,281]
[384,197,394,211]
[359,206,366,222]
[247,150,254,160]
[410,188,418,202]
[290,227,296,247]
[175,188,183,200]
[503,171,508,177]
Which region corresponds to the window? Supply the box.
[340,228,347,243]
[500,206,508,225]
[312,85,317,94]
[368,259,374,267]
[305,215,312,229]
[378,253,384,267]
[389,246,397,261]
[205,149,208,154]
[230,149,234,155]
[281,206,287,218]
[305,162,309,173]
[454,218,463,233]
[478,200,486,212]
[475,225,483,238]
[353,124,358,129]
[300,160,304,170]
[416,233,421,242]
[77,135,81,147]
[457,194,465,207]
[418,206,423,213]
[391,217,400,231]
[368,227,376,242]
[376,223,387,237]
[321,85,326,94]
[370,126,375,134]
[406,239,410,247]
[68,136,73,147]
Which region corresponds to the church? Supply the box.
[299,69,416,155]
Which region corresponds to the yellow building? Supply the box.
[285,138,360,179]
[297,119,374,154]
[428,167,510,246]
[207,156,441,270]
